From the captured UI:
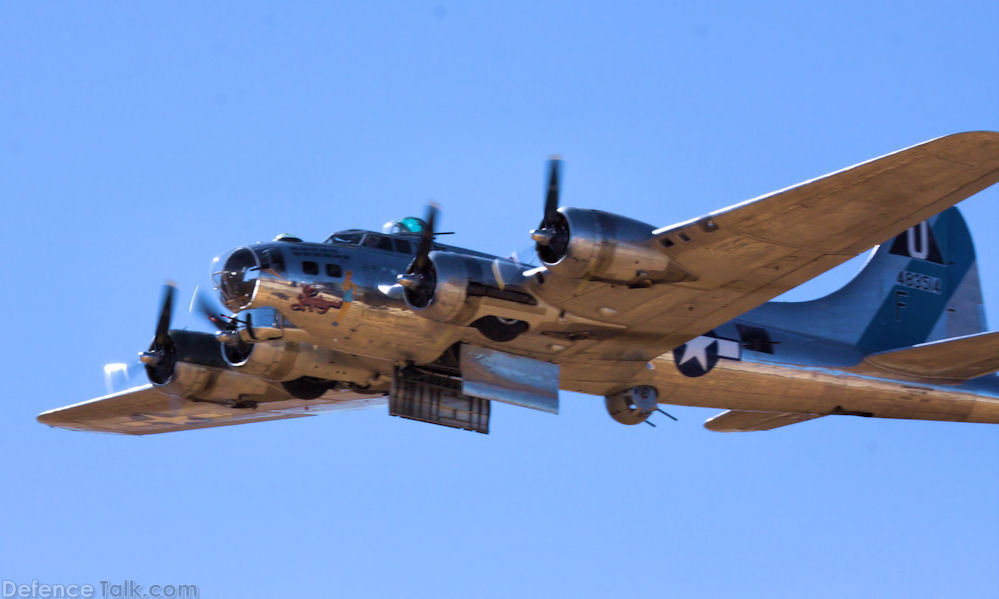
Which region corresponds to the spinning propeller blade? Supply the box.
[154,283,175,346]
[532,157,565,247]
[191,285,238,333]
[543,156,562,224]
[397,203,440,308]
[412,202,438,273]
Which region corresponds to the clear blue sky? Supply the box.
[2,2,998,597]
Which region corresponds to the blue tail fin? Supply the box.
[745,207,986,353]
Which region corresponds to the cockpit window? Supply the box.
[393,238,413,254]
[362,234,395,252]
[259,247,285,272]
[326,231,364,245]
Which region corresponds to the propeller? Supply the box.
[543,156,562,225]
[190,283,256,361]
[530,157,569,260]
[397,203,439,307]
[102,360,147,395]
[139,283,179,385]
[412,202,438,274]
[118,282,237,415]
[191,284,239,339]
[98,285,178,408]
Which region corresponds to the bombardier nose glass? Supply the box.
[212,247,260,309]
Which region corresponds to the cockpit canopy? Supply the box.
[324,230,366,245]
[324,229,416,255]
[324,217,431,255]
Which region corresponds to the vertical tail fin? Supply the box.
[745,207,986,353]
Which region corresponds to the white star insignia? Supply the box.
[679,336,715,370]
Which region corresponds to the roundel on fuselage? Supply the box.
[672,336,721,377]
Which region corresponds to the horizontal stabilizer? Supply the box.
[704,409,822,432]
[860,331,999,383]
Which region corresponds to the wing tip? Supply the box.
[36,410,61,426]
[936,130,999,149]
[36,409,85,432]
[950,129,999,137]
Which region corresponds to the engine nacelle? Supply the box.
[402,251,469,322]
[402,251,535,324]
[222,340,375,386]
[159,362,271,401]
[605,386,659,425]
[144,331,273,401]
[145,330,228,387]
[537,207,689,286]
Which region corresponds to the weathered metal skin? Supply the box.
[222,340,383,387]
[243,243,464,364]
[401,250,471,322]
[222,241,569,365]
[210,233,999,429]
[399,251,536,324]
[37,131,999,435]
[560,353,999,426]
[154,362,272,403]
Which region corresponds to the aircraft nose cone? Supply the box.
[213,247,261,310]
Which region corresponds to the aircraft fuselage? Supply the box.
[214,234,999,427]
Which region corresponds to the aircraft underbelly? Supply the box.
[561,355,999,425]
[251,265,999,426]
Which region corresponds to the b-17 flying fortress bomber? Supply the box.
[39,132,999,435]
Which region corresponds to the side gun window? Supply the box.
[326,263,343,278]
[736,324,774,354]
[302,261,319,275]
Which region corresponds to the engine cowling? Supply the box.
[222,340,375,386]
[145,330,228,387]
[144,330,274,400]
[401,251,535,324]
[401,251,469,322]
[536,207,689,286]
[161,361,271,401]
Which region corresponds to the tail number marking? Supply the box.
[896,270,941,294]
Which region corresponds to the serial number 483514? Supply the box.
[897,270,942,294]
